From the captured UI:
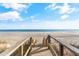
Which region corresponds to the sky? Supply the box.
[0,3,79,29]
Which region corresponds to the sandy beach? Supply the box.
[0,32,27,47]
[0,32,79,55]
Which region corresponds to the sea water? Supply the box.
[0,29,79,32]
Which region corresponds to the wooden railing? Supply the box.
[0,37,33,56]
[1,35,79,56]
[46,35,79,56]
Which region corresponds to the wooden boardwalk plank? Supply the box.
[30,47,52,56]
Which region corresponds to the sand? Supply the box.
[0,32,79,55]
[0,32,27,46]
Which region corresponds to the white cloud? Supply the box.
[30,15,35,19]
[61,14,69,20]
[45,3,76,14]
[59,3,76,14]
[0,3,31,12]
[0,19,79,29]
[15,19,79,29]
[67,8,76,14]
[35,20,79,29]
[0,11,22,21]
[59,3,70,14]
[0,3,31,22]
[45,3,76,21]
[45,3,56,10]
[29,15,40,22]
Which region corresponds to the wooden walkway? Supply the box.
[29,45,52,56]
[0,35,79,56]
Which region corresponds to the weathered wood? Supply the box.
[1,34,79,56]
[0,37,30,56]
[47,35,51,43]
[30,37,32,44]
[59,44,64,56]
[48,43,58,56]
[24,37,37,56]
[18,46,24,56]
[20,45,24,56]
[24,43,32,56]
[50,36,79,56]
[43,37,48,46]
[47,35,51,49]
[18,46,21,56]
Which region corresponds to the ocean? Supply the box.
[0,29,79,32]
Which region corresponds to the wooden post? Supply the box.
[20,45,24,56]
[27,37,32,55]
[47,35,51,49]
[18,45,24,56]
[47,35,51,43]
[30,37,32,44]
[59,44,64,56]
[18,46,21,56]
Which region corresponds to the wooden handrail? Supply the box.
[46,35,79,56]
[48,43,58,56]
[0,37,30,56]
[24,43,32,56]
[0,36,36,56]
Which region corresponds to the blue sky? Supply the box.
[0,3,79,29]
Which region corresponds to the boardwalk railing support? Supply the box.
[47,35,51,43]
[59,44,64,56]
[21,45,24,56]
[18,45,24,56]
[28,37,32,55]
[47,35,51,49]
[47,35,79,56]
[30,37,32,45]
